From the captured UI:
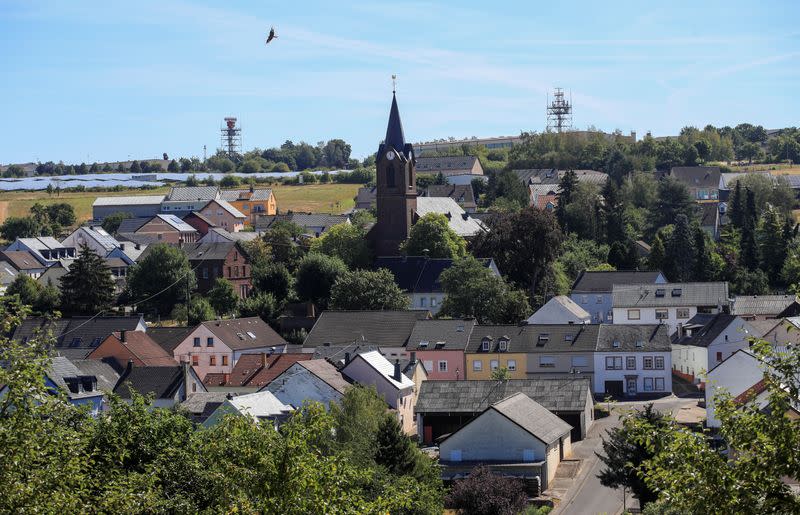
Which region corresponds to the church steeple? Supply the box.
[384,92,406,151]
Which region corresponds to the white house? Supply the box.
[202,391,293,428]
[439,392,572,490]
[671,314,759,386]
[61,226,121,257]
[262,359,351,409]
[527,296,591,325]
[341,351,416,434]
[705,349,765,427]
[593,324,672,398]
[612,282,730,335]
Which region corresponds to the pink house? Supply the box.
[199,198,246,233]
[171,317,288,380]
[406,319,475,380]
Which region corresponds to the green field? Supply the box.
[0,183,361,224]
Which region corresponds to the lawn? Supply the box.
[0,183,362,224]
[724,163,800,174]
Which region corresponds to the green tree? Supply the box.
[597,404,668,510]
[188,297,215,325]
[125,243,196,317]
[310,223,372,268]
[740,189,759,270]
[251,261,293,303]
[601,178,626,245]
[401,213,466,259]
[45,203,76,228]
[484,169,529,209]
[294,253,347,309]
[439,256,531,324]
[101,211,133,234]
[374,415,418,477]
[329,269,408,311]
[129,160,142,174]
[207,278,239,317]
[238,292,281,327]
[758,205,789,284]
[446,466,527,515]
[5,274,41,307]
[35,283,61,314]
[555,169,579,231]
[331,385,389,468]
[663,214,695,281]
[59,244,116,316]
[729,180,744,228]
[647,235,666,272]
[262,222,305,270]
[0,216,44,241]
[650,177,694,232]
[604,147,634,185]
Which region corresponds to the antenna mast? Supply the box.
[220,117,242,161]
[547,87,573,133]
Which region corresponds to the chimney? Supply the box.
[181,361,191,401]
[126,359,134,374]
[135,243,141,250]
[344,352,351,365]
[393,359,401,381]
[261,353,268,368]
[226,392,233,400]
[120,330,126,343]
[410,351,417,365]
[120,243,125,250]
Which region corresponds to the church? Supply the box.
[368,91,483,256]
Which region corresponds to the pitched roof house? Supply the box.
[87,330,178,369]
[669,166,721,200]
[202,390,293,428]
[0,250,47,278]
[527,295,591,325]
[594,325,672,398]
[415,155,484,177]
[61,226,121,257]
[439,392,572,491]
[263,359,352,409]
[570,270,666,324]
[5,237,74,263]
[171,317,288,380]
[415,196,484,237]
[161,186,220,214]
[113,363,206,408]
[422,184,477,212]
[92,195,165,221]
[406,318,476,380]
[303,310,429,355]
[731,294,800,320]
[203,352,313,392]
[219,187,277,225]
[183,241,252,297]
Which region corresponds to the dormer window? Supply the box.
[435,341,446,349]
[655,289,666,298]
[456,325,465,332]
[70,337,82,347]
[635,340,644,348]
[537,334,550,346]
[498,338,509,352]
[612,340,621,348]
[671,288,682,297]
[419,340,429,349]
[565,334,574,342]
[481,338,491,352]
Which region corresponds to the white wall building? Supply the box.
[593,325,672,397]
[705,349,764,427]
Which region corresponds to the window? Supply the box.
[193,337,201,347]
[607,310,613,321]
[191,355,199,366]
[481,338,491,352]
[596,295,603,304]
[626,356,636,370]
[207,337,214,347]
[490,360,499,370]
[233,252,238,261]
[635,340,644,348]
[419,340,429,349]
[498,339,509,352]
[571,356,588,367]
[671,288,683,297]
[242,204,249,210]
[420,297,426,307]
[644,377,654,391]
[423,360,433,372]
[655,377,665,391]
[716,351,723,363]
[438,361,448,372]
[539,356,555,368]
[581,295,588,304]
[472,360,482,371]
[157,233,163,240]
[643,356,654,370]
[655,356,664,369]
[676,308,690,319]
[507,359,517,371]
[234,266,239,278]
[612,340,621,348]
[431,297,437,307]
[627,309,640,320]
[606,356,623,370]
[227,266,231,277]
[655,309,669,320]
[655,288,666,297]
[386,167,395,187]
[222,355,228,366]
[209,355,216,366]
[564,333,574,342]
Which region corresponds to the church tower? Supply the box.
[368,90,417,256]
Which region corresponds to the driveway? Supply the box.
[550,395,695,515]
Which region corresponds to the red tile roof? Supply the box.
[202,353,312,387]
[733,379,768,404]
[90,331,177,366]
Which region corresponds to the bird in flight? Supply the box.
[266,26,278,45]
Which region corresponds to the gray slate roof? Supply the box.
[415,197,484,237]
[72,359,121,392]
[490,392,572,444]
[468,324,600,353]
[571,270,664,293]
[147,327,194,353]
[416,156,479,174]
[13,316,144,359]
[671,314,754,348]
[166,186,219,201]
[596,324,671,352]
[612,282,730,308]
[117,218,149,234]
[184,241,237,261]
[423,184,476,209]
[670,166,720,189]
[732,295,799,316]
[303,311,429,348]
[415,378,592,414]
[512,169,607,186]
[219,188,274,202]
[407,319,477,351]
[180,392,230,416]
[114,365,184,399]
[47,357,103,400]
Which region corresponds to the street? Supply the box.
[550,394,697,515]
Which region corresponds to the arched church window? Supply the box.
[386,165,395,187]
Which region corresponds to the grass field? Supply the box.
[725,163,800,174]
[0,183,361,224]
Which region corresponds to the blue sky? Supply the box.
[1,0,798,164]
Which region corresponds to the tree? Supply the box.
[650,177,694,232]
[628,341,800,514]
[758,205,789,284]
[59,244,115,316]
[188,297,216,325]
[374,415,418,477]
[167,159,179,172]
[331,385,390,468]
[294,253,347,309]
[597,404,667,510]
[251,262,292,303]
[125,243,196,317]
[484,169,529,209]
[470,207,563,298]
[604,147,634,185]
[5,274,41,307]
[729,180,744,228]
[555,169,579,230]
[438,256,531,324]
[45,203,76,228]
[207,278,239,317]
[262,222,305,270]
[682,143,699,166]
[0,216,44,240]
[329,269,408,311]
[101,211,133,234]
[446,466,527,515]
[663,214,695,282]
[310,223,372,268]
[129,160,142,174]
[608,239,639,270]
[601,178,626,245]
[740,189,759,269]
[647,235,666,272]
[238,292,281,327]
[401,213,466,259]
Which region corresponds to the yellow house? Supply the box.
[465,333,527,380]
[220,187,277,226]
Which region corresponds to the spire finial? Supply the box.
[392,74,397,94]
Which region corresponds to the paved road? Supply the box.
[551,395,695,515]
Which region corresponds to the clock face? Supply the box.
[385,150,395,160]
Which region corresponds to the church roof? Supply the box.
[384,93,406,151]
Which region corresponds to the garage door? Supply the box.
[605,380,624,396]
